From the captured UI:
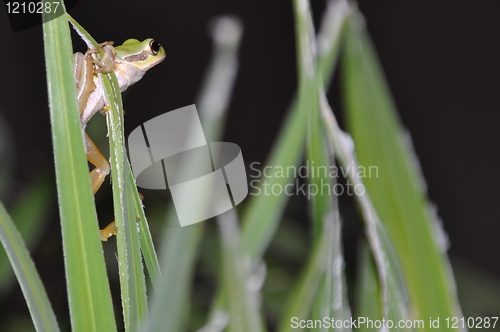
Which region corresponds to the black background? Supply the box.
[0,0,499,325]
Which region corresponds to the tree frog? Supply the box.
[74,38,166,240]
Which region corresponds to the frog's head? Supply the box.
[114,38,166,87]
[115,38,166,70]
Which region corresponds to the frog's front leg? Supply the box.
[90,42,116,74]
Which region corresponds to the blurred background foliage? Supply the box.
[0,0,499,331]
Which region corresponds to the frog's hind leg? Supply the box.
[85,132,110,195]
[100,221,118,242]
[74,52,96,116]
[84,133,117,241]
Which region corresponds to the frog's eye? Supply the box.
[149,40,161,56]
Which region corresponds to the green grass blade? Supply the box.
[280,221,350,332]
[310,231,350,332]
[209,19,267,332]
[316,0,351,88]
[128,165,161,287]
[205,0,348,321]
[354,241,383,332]
[319,11,413,323]
[145,17,242,332]
[43,3,117,331]
[241,0,350,263]
[102,59,149,331]
[342,13,462,329]
[308,119,350,332]
[69,13,155,327]
[0,175,54,297]
[304,14,348,314]
[209,16,354,327]
[0,201,60,332]
[217,210,266,332]
[278,2,351,331]
[321,84,411,328]
[145,219,202,332]
[240,76,308,262]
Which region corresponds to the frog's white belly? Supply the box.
[81,77,105,125]
[80,71,131,125]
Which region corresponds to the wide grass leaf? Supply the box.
[342,14,462,329]
[43,3,116,331]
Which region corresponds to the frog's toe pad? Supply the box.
[100,222,118,242]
